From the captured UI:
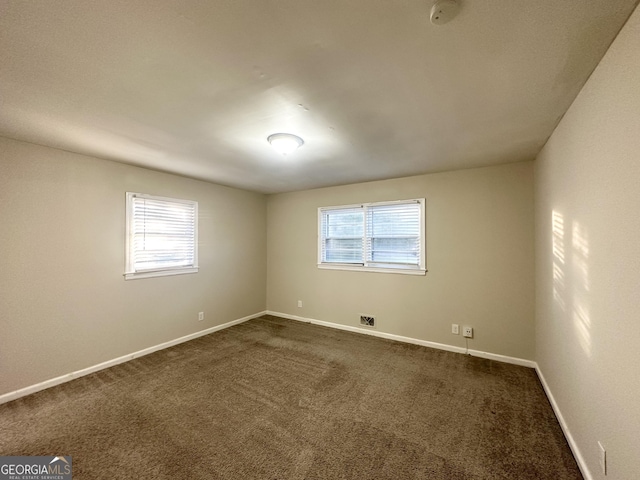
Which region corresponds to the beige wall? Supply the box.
[0,137,267,396]
[535,6,640,480]
[267,162,535,360]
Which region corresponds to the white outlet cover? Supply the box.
[463,326,473,338]
[452,324,459,334]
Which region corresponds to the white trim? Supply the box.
[270,310,463,354]
[535,364,592,480]
[267,311,534,367]
[125,192,199,280]
[467,349,536,368]
[318,198,426,274]
[1,308,584,478]
[124,266,198,280]
[317,264,426,275]
[0,311,266,405]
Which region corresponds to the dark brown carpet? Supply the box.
[0,315,581,479]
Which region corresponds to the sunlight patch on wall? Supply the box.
[552,263,566,311]
[572,221,590,291]
[552,211,566,311]
[551,212,592,356]
[571,221,591,357]
[572,299,592,356]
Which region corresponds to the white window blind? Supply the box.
[318,199,426,275]
[366,202,421,266]
[125,192,198,280]
[320,207,365,264]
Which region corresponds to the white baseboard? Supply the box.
[467,349,536,368]
[266,311,536,368]
[2,309,585,478]
[0,311,267,405]
[535,365,592,480]
[267,312,587,473]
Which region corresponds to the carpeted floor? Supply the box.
[0,315,582,479]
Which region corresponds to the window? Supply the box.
[318,199,425,275]
[125,192,198,280]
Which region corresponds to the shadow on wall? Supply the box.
[551,210,592,357]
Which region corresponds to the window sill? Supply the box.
[317,264,426,276]
[124,267,198,280]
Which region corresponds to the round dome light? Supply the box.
[267,133,304,155]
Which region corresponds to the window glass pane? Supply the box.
[318,200,424,272]
[370,237,420,264]
[321,208,364,264]
[326,211,364,237]
[366,203,421,266]
[324,238,363,263]
[127,193,198,277]
[368,205,420,236]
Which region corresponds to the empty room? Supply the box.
[1,1,639,479]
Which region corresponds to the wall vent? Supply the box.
[360,315,375,328]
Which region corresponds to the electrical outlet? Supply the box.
[463,326,473,338]
[452,324,459,335]
[198,312,204,321]
[598,441,606,475]
[297,300,303,308]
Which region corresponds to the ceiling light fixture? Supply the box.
[267,133,304,155]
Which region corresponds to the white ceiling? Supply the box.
[1,1,637,193]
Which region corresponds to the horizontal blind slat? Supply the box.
[320,207,364,264]
[366,202,421,266]
[319,200,423,270]
[130,195,197,273]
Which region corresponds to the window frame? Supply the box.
[317,198,426,275]
[124,192,199,280]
